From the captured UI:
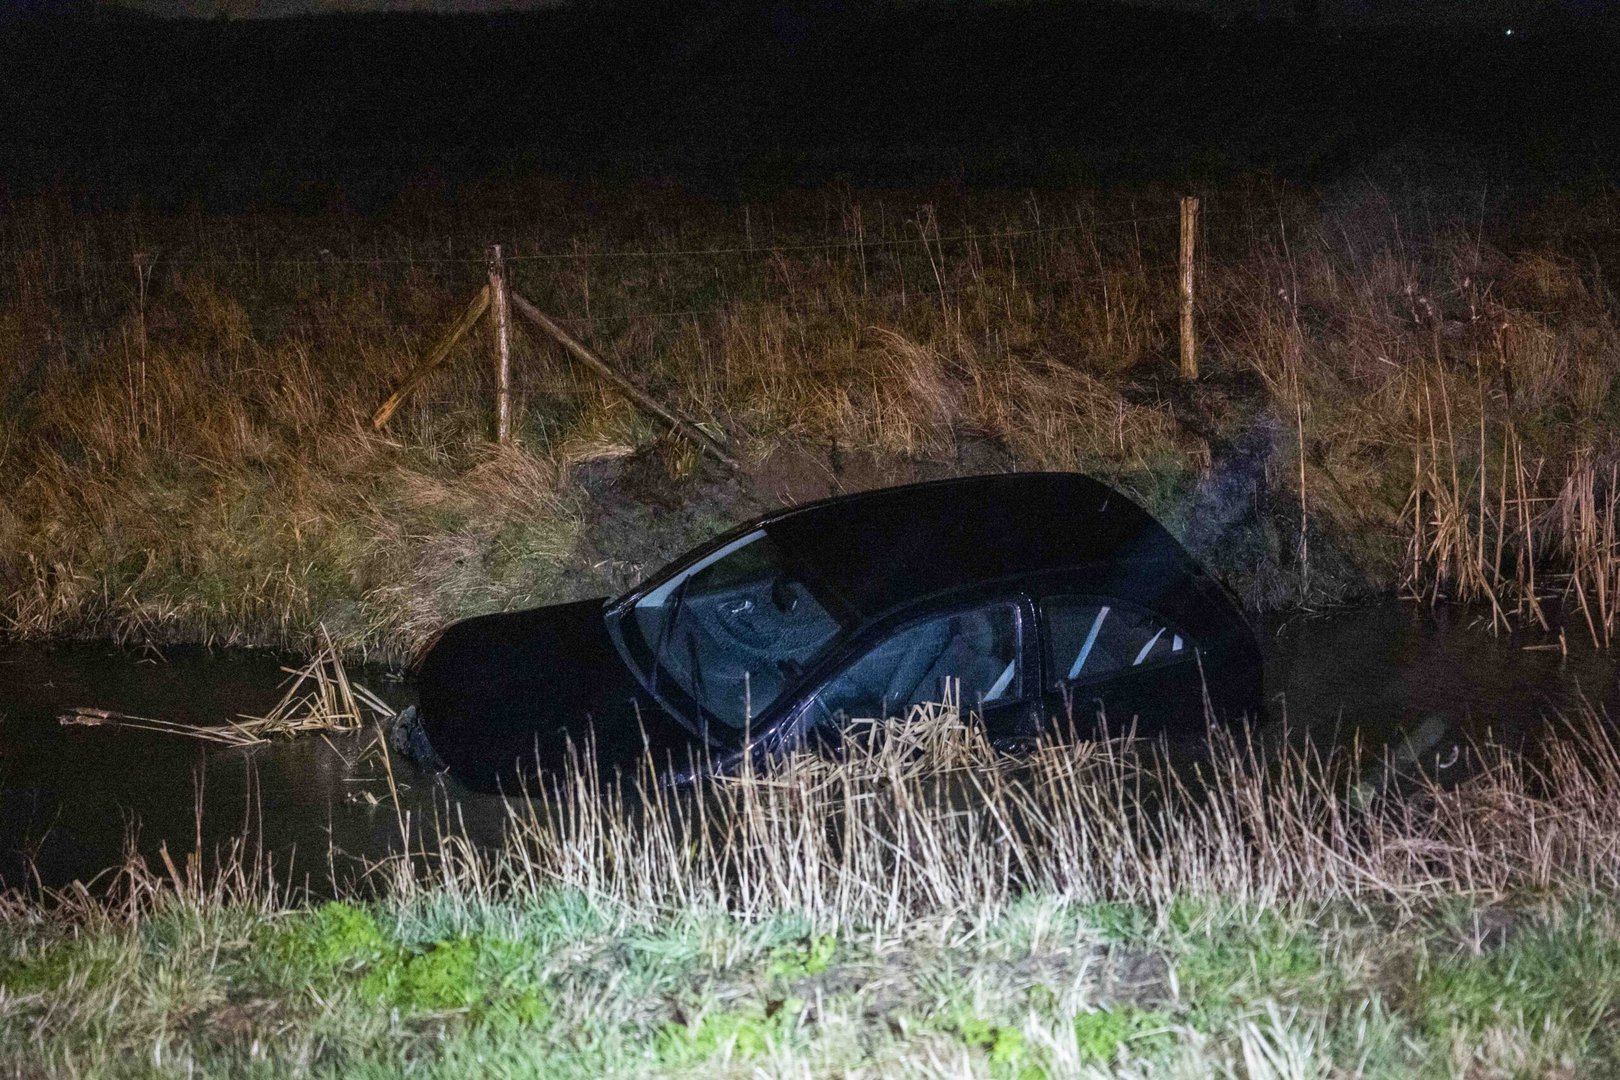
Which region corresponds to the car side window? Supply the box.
[814,603,1022,723]
[1042,597,1193,688]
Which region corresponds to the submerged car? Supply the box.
[409,473,1263,791]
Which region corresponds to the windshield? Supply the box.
[617,530,846,735]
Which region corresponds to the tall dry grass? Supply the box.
[440,702,1620,930]
[2,179,1618,659]
[37,699,1620,936]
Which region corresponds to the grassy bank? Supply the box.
[9,706,1620,1076]
[3,177,1619,660]
[12,889,1620,1076]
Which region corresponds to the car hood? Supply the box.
[414,598,713,792]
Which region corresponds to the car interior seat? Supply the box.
[912,611,1006,707]
[876,617,954,715]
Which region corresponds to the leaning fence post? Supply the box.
[507,289,745,474]
[371,285,490,430]
[487,243,514,443]
[1178,196,1200,381]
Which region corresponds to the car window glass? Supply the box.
[816,603,1021,723]
[631,530,843,731]
[1043,597,1191,686]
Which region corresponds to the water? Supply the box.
[2,601,1617,893]
[1265,602,1619,750]
[0,644,505,893]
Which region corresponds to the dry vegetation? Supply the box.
[11,702,1620,1074]
[480,700,1620,926]
[56,629,396,745]
[7,172,1620,1075]
[2,178,1619,661]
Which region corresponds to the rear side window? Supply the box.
[815,602,1022,723]
[1041,597,1192,688]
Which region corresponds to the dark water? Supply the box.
[1264,602,1619,749]
[1,601,1617,894]
[0,645,504,894]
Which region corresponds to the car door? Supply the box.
[1038,595,1209,738]
[803,599,1040,742]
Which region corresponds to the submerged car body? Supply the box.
[413,473,1263,791]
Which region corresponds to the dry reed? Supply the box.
[57,628,393,745]
[340,699,1620,931]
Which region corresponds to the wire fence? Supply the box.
[1,212,1188,269]
[2,179,1592,342]
[538,260,1188,331]
[2,174,1571,274]
[0,208,1202,338]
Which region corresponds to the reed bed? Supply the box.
[442,701,1620,930]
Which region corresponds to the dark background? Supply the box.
[3,0,1617,207]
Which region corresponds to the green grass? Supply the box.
[1414,908,1620,1041]
[1069,1004,1178,1065]
[764,933,837,978]
[248,901,547,1018]
[11,891,1620,1077]
[655,999,806,1067]
[1168,899,1331,1007]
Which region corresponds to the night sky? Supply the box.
[103,0,1606,23]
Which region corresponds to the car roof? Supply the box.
[758,472,1193,621]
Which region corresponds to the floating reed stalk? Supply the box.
[58,628,393,744]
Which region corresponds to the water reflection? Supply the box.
[0,643,501,894]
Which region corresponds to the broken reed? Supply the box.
[58,628,394,745]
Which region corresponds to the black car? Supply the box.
[410,473,1262,791]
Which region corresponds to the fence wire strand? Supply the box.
[1,211,1189,270]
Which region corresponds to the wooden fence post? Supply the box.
[487,243,513,443]
[1178,196,1199,381]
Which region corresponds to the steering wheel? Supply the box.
[694,588,776,657]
